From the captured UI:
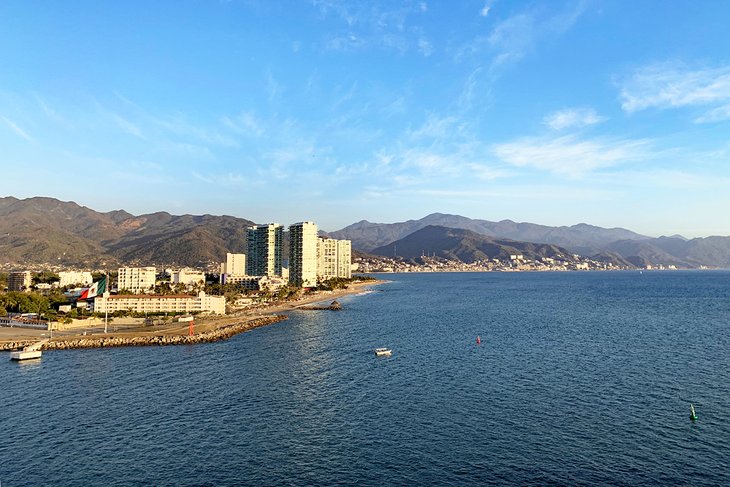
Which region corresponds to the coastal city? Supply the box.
[4,2,730,485]
[1,221,354,329]
[2,214,684,334]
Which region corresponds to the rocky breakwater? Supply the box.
[1,340,36,352]
[2,315,287,352]
[297,300,342,311]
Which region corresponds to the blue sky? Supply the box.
[1,1,730,237]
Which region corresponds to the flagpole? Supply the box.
[104,270,109,334]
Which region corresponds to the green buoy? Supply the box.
[690,403,698,421]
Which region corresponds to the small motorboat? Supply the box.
[690,403,698,421]
[374,347,392,357]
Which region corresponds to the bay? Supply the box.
[1,271,729,486]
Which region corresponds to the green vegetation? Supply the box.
[0,291,51,315]
[0,288,70,319]
[353,274,376,281]
[316,276,374,291]
[32,271,60,285]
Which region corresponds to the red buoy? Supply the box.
[477,335,481,345]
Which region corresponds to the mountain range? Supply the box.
[330,213,730,269]
[370,225,578,264]
[2,196,730,269]
[0,197,253,268]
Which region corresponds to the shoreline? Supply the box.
[0,279,385,352]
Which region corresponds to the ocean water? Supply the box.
[1,271,729,486]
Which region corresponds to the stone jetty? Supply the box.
[297,300,342,311]
[1,315,287,352]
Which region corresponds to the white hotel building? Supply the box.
[317,238,352,279]
[58,271,93,287]
[171,268,206,288]
[93,291,225,315]
[220,253,246,277]
[117,267,156,294]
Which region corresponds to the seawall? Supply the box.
[1,315,287,352]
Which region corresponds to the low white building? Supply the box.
[59,271,93,287]
[224,274,287,291]
[171,268,206,287]
[93,291,225,315]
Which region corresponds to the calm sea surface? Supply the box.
[2,271,729,486]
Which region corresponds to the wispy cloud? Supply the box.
[109,112,146,139]
[693,103,730,124]
[1,116,34,142]
[457,2,585,69]
[619,62,730,121]
[266,70,282,102]
[34,95,70,127]
[221,111,265,137]
[543,107,605,130]
[317,1,429,54]
[492,134,650,176]
[479,1,493,17]
[407,114,463,140]
[418,37,433,56]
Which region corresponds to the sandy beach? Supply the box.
[0,279,385,351]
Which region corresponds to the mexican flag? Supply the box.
[80,276,107,300]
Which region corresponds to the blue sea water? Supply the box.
[1,271,729,486]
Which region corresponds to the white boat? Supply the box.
[9,339,48,361]
[374,347,392,356]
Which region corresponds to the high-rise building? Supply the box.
[289,221,318,287]
[8,271,32,292]
[220,253,246,284]
[222,253,246,276]
[117,267,156,294]
[317,238,352,279]
[246,224,283,277]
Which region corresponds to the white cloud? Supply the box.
[418,37,433,56]
[317,2,430,55]
[619,63,730,117]
[492,135,649,176]
[407,114,462,140]
[222,111,265,137]
[456,3,585,70]
[694,102,730,124]
[1,116,34,142]
[543,107,605,130]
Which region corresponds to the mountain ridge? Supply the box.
[2,197,730,269]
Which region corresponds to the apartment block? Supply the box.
[117,266,156,294]
[8,271,32,292]
[59,271,93,287]
[317,238,352,279]
[221,253,246,277]
[289,221,318,287]
[246,224,283,277]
